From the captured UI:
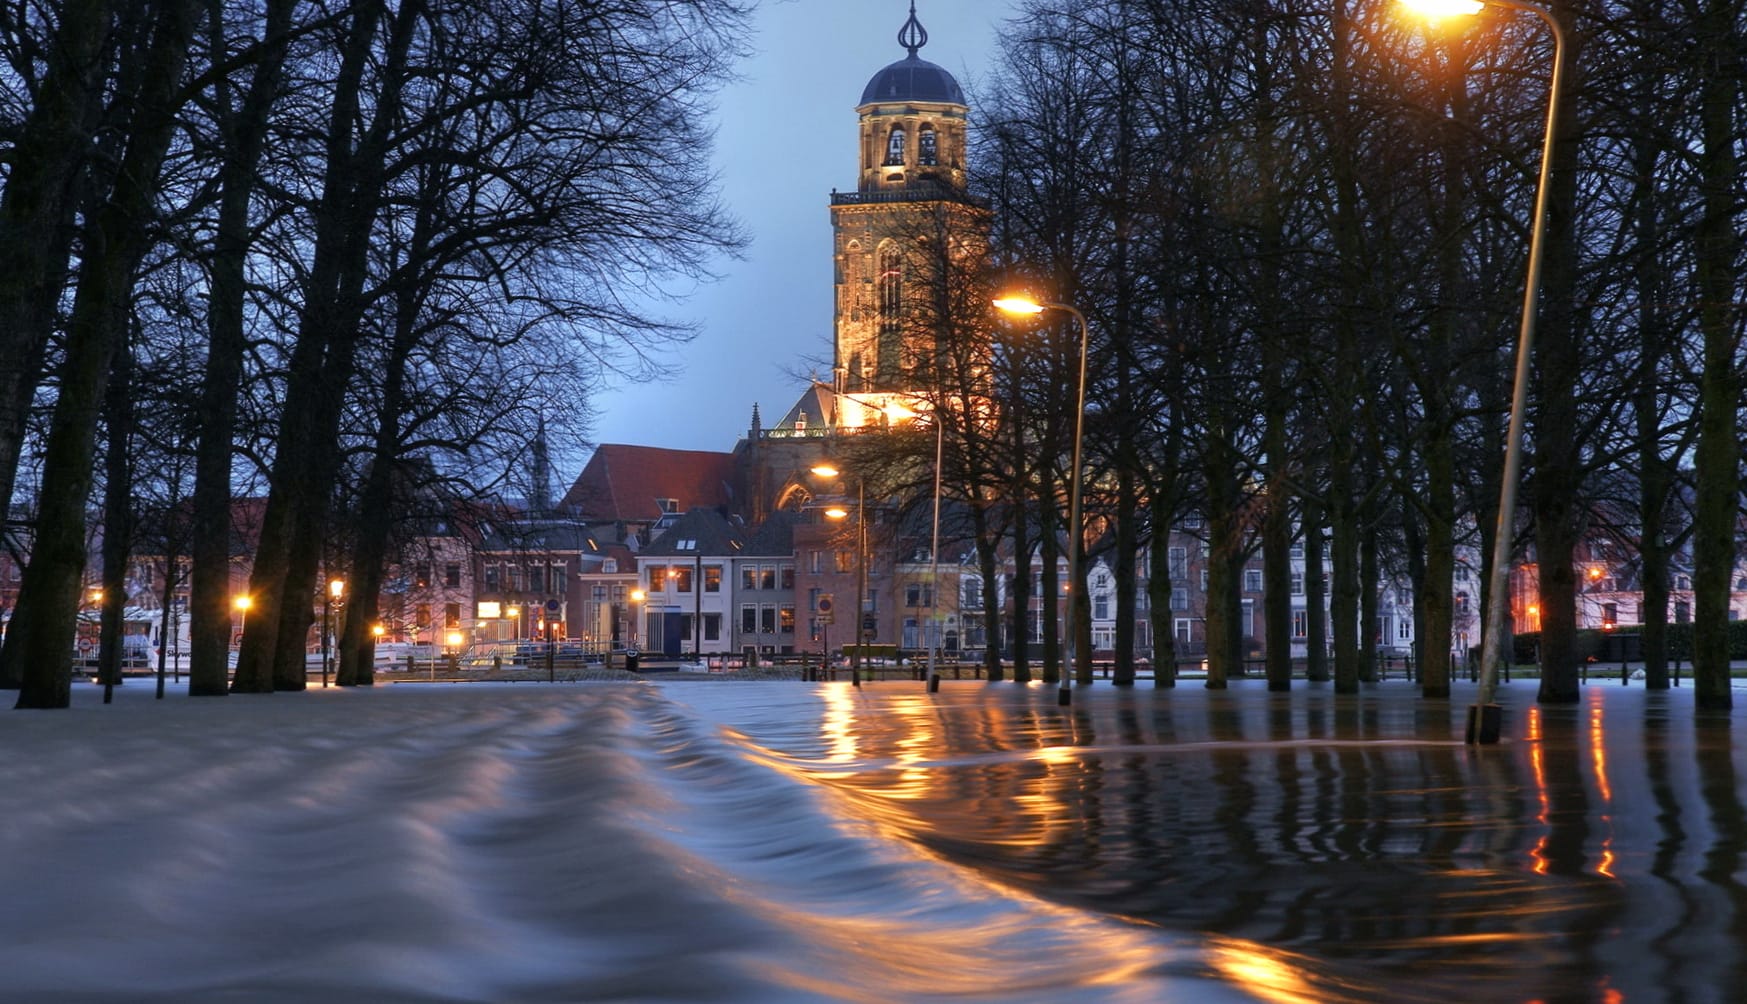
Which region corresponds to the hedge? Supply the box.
[1509,620,1747,663]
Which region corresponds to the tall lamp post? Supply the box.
[1405,0,1566,744]
[811,463,866,688]
[994,294,1091,707]
[322,578,344,688]
[927,416,944,693]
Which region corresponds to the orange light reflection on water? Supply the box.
[1588,694,1617,878]
[1528,706,1550,875]
[1207,937,1371,1004]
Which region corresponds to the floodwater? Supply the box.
[2,677,1744,1002]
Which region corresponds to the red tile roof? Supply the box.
[561,444,737,522]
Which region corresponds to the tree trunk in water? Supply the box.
[1148,489,1177,688]
[1689,0,1741,712]
[1304,498,1328,682]
[1008,498,1029,684]
[1262,399,1292,691]
[188,0,297,697]
[1038,505,1060,685]
[1360,512,1380,685]
[9,0,198,709]
[96,343,136,691]
[1531,0,1584,705]
[1328,459,1360,694]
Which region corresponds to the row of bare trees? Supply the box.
[865,0,1740,710]
[0,0,753,708]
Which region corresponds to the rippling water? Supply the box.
[3,678,1744,1002]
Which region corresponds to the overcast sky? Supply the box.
[586,0,1016,455]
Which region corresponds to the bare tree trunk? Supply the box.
[1689,0,1742,711]
[1304,496,1328,682]
[96,340,136,692]
[188,0,297,697]
[9,0,199,709]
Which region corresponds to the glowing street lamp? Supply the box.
[1403,0,1567,744]
[232,594,252,650]
[994,294,1090,706]
[811,462,867,687]
[322,578,345,688]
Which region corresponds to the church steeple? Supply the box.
[828,3,984,404]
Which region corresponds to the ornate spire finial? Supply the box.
[898,1,927,57]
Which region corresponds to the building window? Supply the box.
[1292,610,1308,638]
[1168,546,1187,580]
[835,551,855,573]
[1171,587,1188,611]
[761,605,777,633]
[918,126,937,165]
[704,613,721,642]
[645,565,665,591]
[704,566,721,593]
[884,126,905,165]
[484,564,500,591]
[554,564,567,595]
[1244,569,1262,593]
[529,564,545,593]
[674,567,694,593]
[781,564,795,590]
[962,578,982,608]
[415,604,431,628]
[810,551,823,574]
[1200,569,1209,592]
[1291,570,1304,596]
[415,563,432,589]
[760,565,776,590]
[741,566,757,590]
[1456,592,1470,616]
[509,564,524,592]
[445,564,461,589]
[444,603,461,628]
[1094,594,1109,620]
[741,605,757,633]
[780,605,795,634]
[1676,574,1692,590]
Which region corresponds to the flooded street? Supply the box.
[4,677,1744,1002]
[681,678,1747,1003]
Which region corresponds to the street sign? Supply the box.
[817,593,834,624]
[545,598,560,614]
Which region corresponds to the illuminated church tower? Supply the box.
[827,3,985,426]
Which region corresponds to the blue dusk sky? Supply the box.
[587,0,1017,454]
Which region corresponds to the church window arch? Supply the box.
[877,244,903,334]
[884,127,906,166]
[918,126,938,166]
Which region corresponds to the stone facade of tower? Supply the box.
[828,6,985,402]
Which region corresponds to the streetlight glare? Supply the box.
[824,506,850,520]
[1401,0,1484,17]
[992,295,1046,315]
[809,463,842,478]
[329,578,346,598]
[233,595,252,612]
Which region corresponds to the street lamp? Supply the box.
[323,578,345,688]
[1404,0,1566,744]
[629,588,645,651]
[927,416,944,693]
[233,594,251,643]
[994,294,1091,707]
[811,462,866,688]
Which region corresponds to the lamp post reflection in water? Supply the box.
[1401,0,1567,743]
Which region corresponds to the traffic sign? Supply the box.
[817,593,835,624]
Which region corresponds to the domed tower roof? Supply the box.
[858,3,964,107]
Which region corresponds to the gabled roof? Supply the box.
[561,444,736,523]
[638,507,743,559]
[741,510,797,557]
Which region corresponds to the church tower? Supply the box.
[829,3,985,416]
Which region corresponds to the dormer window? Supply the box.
[884,127,906,166]
[918,127,937,166]
[657,498,678,514]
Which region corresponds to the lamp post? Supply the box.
[927,416,944,693]
[232,594,251,650]
[994,295,1091,707]
[322,578,344,688]
[811,463,865,688]
[629,588,645,651]
[1404,0,1565,744]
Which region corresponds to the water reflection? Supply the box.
[725,682,1747,1002]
